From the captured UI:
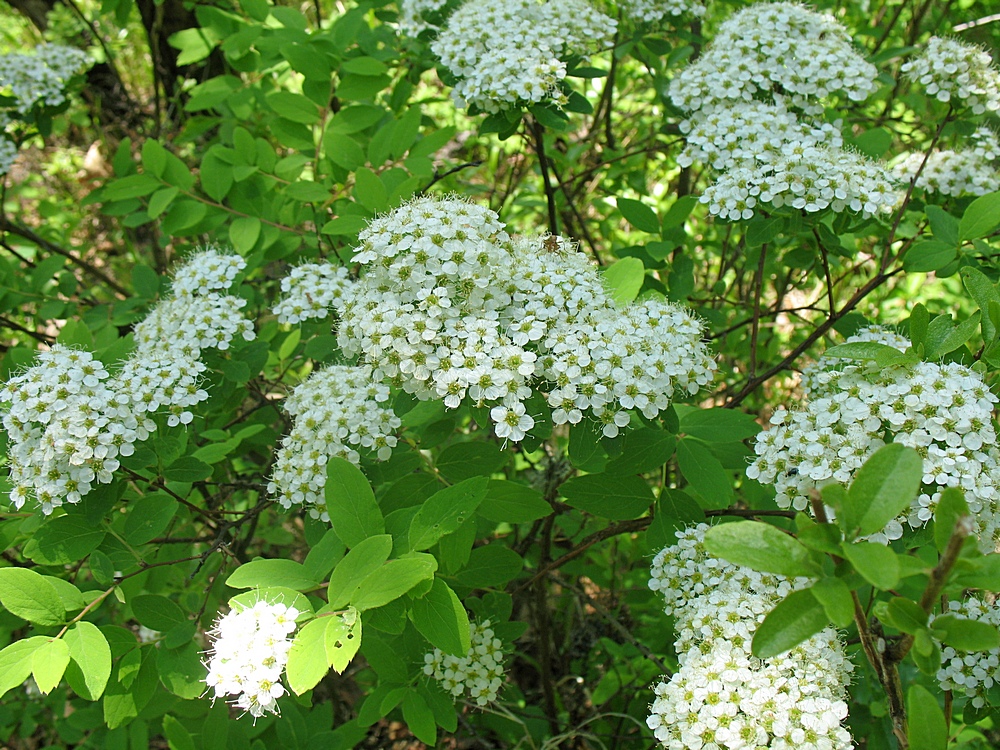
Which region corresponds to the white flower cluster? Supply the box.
[397,0,450,36]
[430,0,617,113]
[934,596,1000,709]
[680,100,897,220]
[647,524,854,750]
[670,3,896,221]
[0,248,255,513]
[749,326,1000,548]
[902,36,1000,114]
[0,137,16,176]
[203,599,300,718]
[267,365,400,522]
[273,262,352,325]
[423,619,506,706]
[894,127,1000,197]
[618,0,705,24]
[336,196,714,441]
[0,44,91,113]
[669,3,877,113]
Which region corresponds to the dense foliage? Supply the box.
[1,0,1000,748]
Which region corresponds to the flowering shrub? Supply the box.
[0,0,999,748]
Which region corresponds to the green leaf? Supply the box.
[959,190,1000,241]
[0,568,65,625]
[141,139,167,178]
[934,487,970,554]
[325,457,384,548]
[823,341,915,367]
[840,541,900,590]
[163,455,213,483]
[809,578,854,628]
[602,257,645,305]
[163,714,197,750]
[303,529,346,581]
[676,406,761,443]
[124,493,177,546]
[26,514,106,565]
[328,534,393,609]
[103,173,162,201]
[963,267,1000,343]
[676,438,733,506]
[752,589,828,658]
[455,545,523,588]
[266,91,320,124]
[604,428,676,475]
[156,641,205,699]
[618,198,659,233]
[479,481,551,524]
[840,444,922,538]
[325,608,362,673]
[131,594,187,632]
[409,477,489,552]
[286,618,329,694]
[353,167,388,212]
[0,637,47,699]
[341,56,389,75]
[933,614,1000,651]
[229,216,261,254]
[902,240,957,273]
[926,310,980,358]
[925,205,960,246]
[168,27,219,65]
[704,521,820,578]
[907,685,947,750]
[226,559,321,592]
[879,597,928,634]
[410,578,470,657]
[351,554,437,611]
[402,692,437,746]
[31,638,70,694]
[199,151,233,202]
[908,303,929,347]
[435,443,507,482]
[558,473,654,520]
[64,621,112,700]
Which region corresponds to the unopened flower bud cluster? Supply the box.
[902,36,1000,114]
[322,196,713,442]
[423,619,506,706]
[430,0,616,113]
[267,365,400,521]
[670,2,896,221]
[0,247,255,513]
[647,524,854,750]
[894,127,1000,197]
[748,326,1000,548]
[203,600,300,718]
[933,596,1000,708]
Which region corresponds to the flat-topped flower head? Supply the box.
[669,2,877,112]
[431,0,616,113]
[902,37,1000,114]
[0,44,90,113]
[894,127,1000,197]
[337,197,714,443]
[749,327,1000,548]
